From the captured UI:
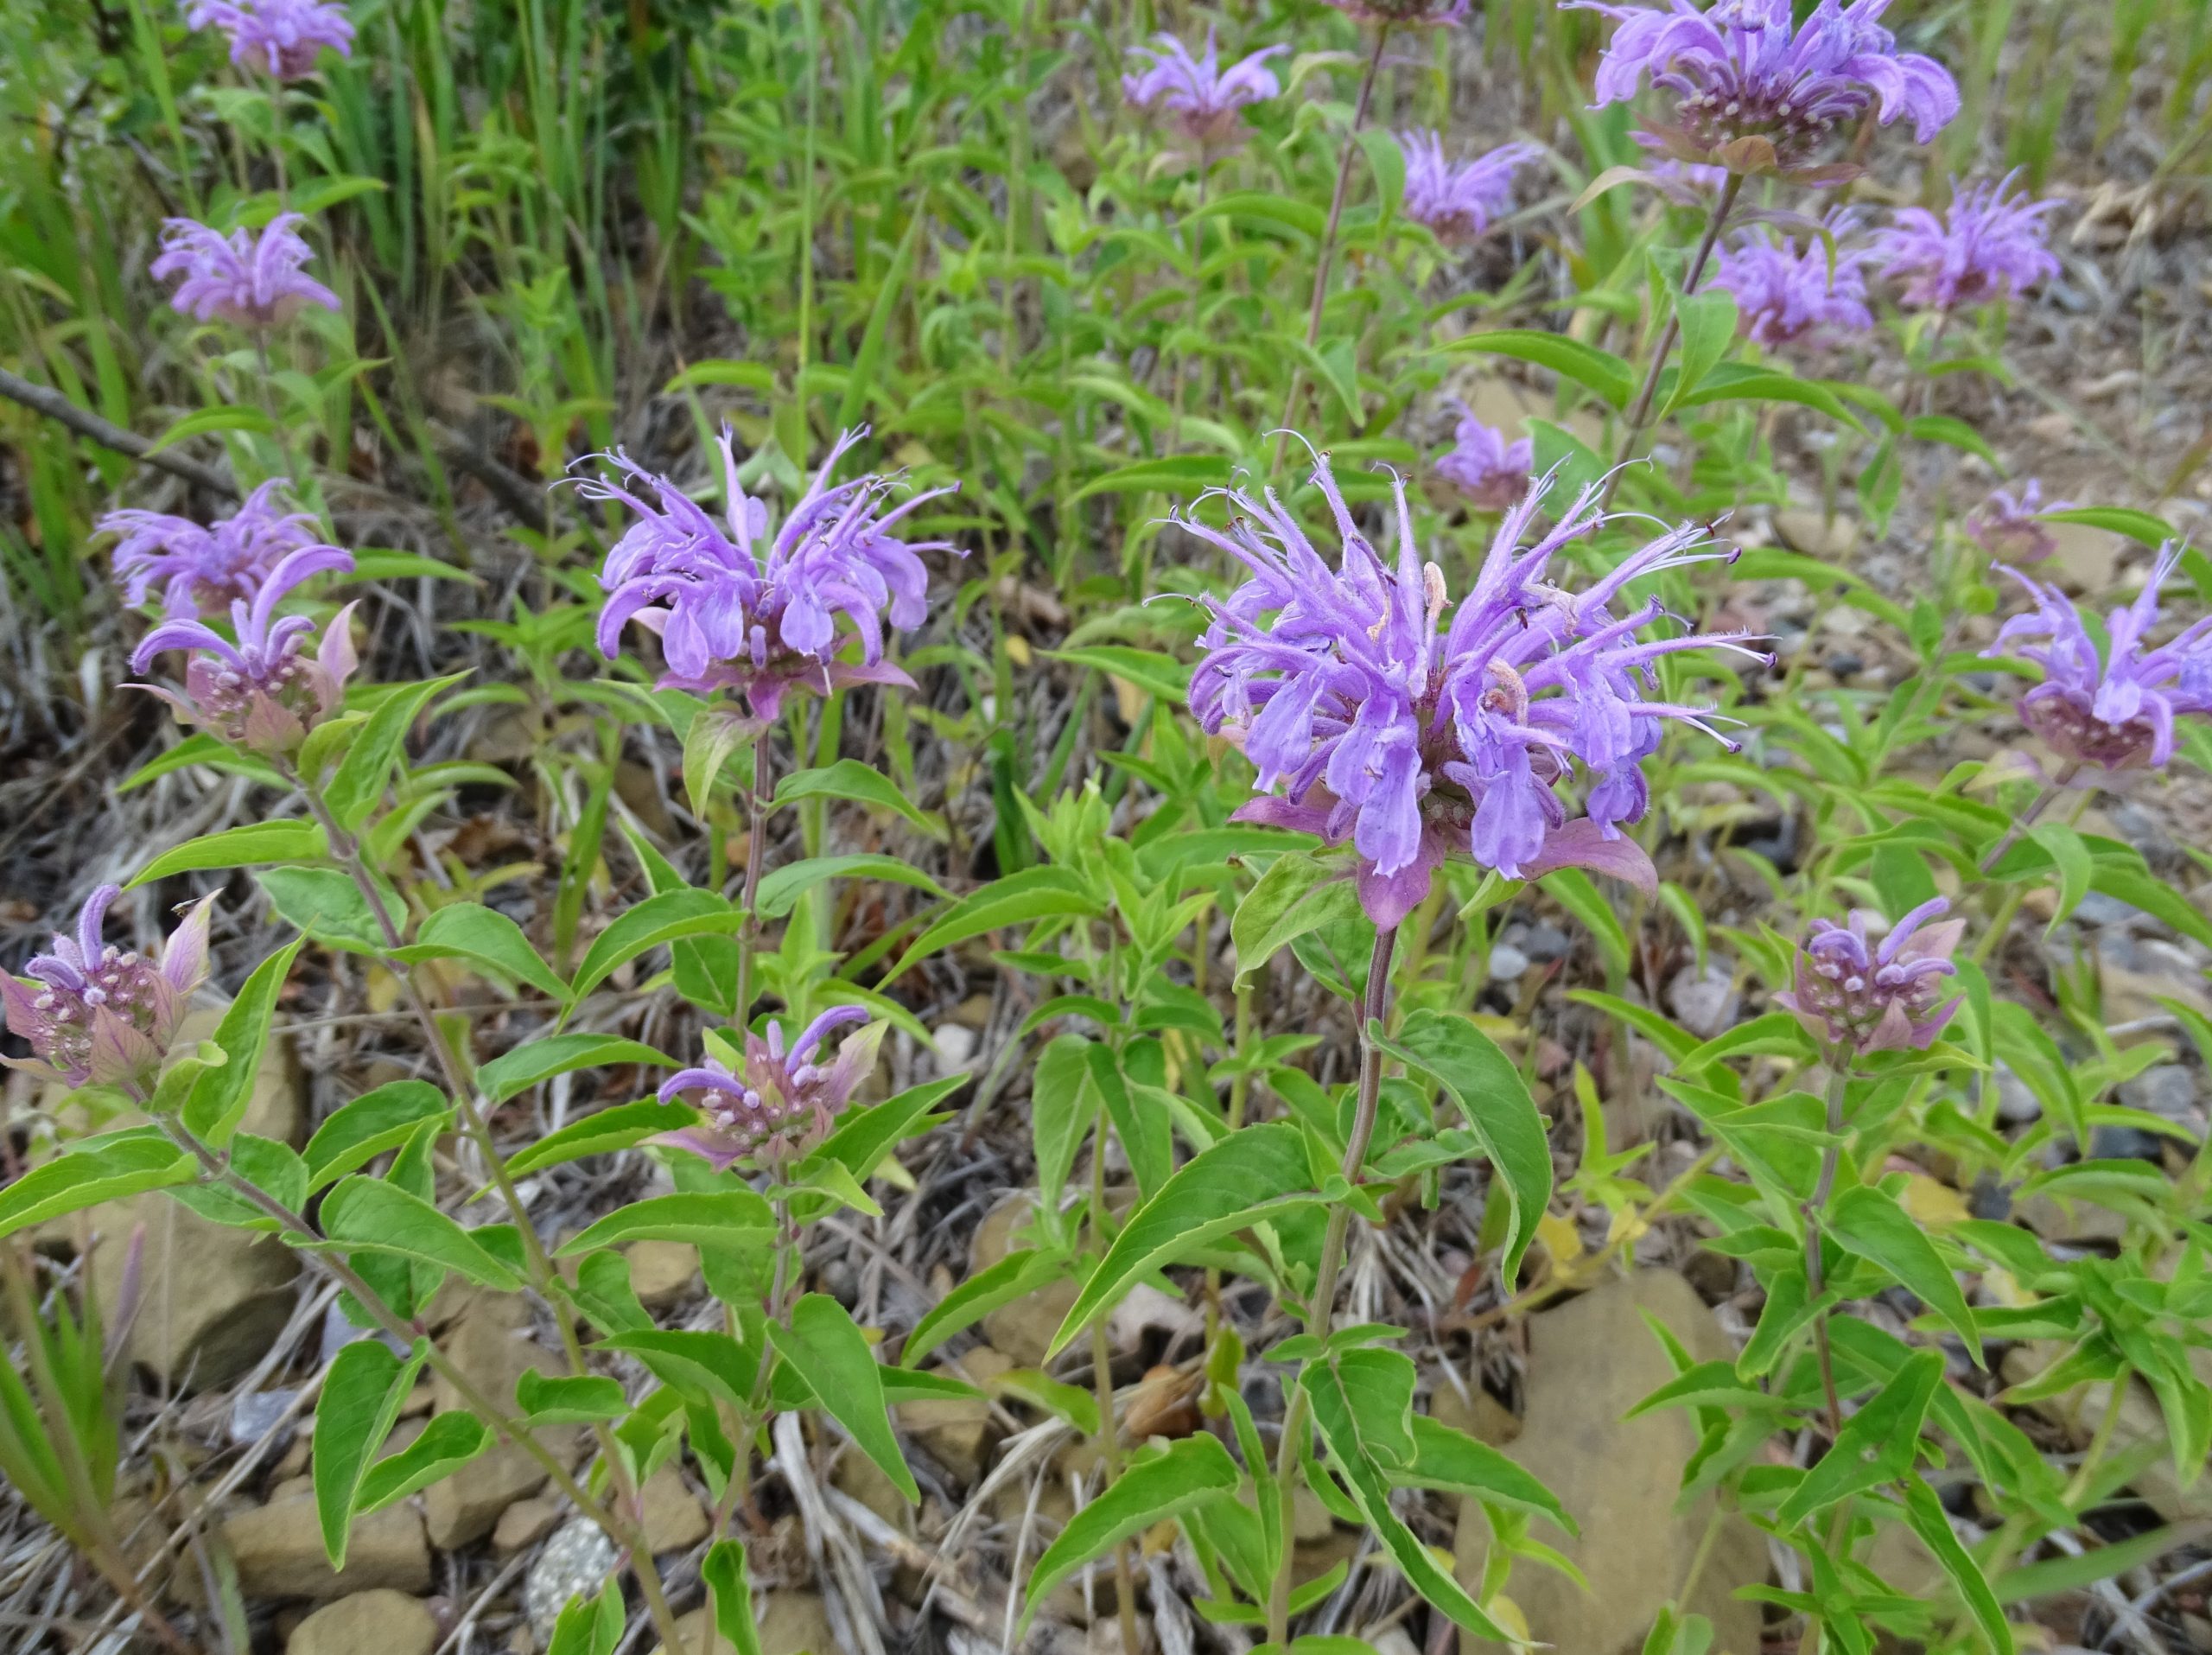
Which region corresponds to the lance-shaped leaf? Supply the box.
[1046,1122,1327,1359]
[504,1099,697,1179]
[395,901,569,1001]
[902,1248,1066,1369]
[313,1338,427,1566]
[1022,1433,1241,1624]
[182,936,305,1145]
[1901,1473,2013,1655]
[1775,1349,1943,1527]
[1826,1186,1982,1365]
[303,1080,452,1190]
[0,1136,195,1241]
[315,1176,523,1289]
[324,672,469,831]
[475,1034,672,1104]
[768,1295,918,1503]
[565,890,747,1005]
[882,867,1103,983]
[355,1412,493,1512]
[557,1190,776,1255]
[702,1541,766,1655]
[1399,1416,1575,1534]
[125,820,327,887]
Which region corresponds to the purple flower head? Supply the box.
[584,427,962,723]
[1707,211,1874,347]
[1434,402,1534,512]
[1966,479,2071,566]
[184,0,354,78]
[1875,172,2062,311]
[1184,445,1765,927]
[1323,0,1470,25]
[653,1009,885,1172]
[1776,897,1962,1054]
[98,481,338,618]
[130,544,359,753]
[1122,30,1285,152]
[1982,545,2212,773]
[151,213,342,330]
[1399,131,1543,245]
[3,886,218,1090]
[1572,0,1961,176]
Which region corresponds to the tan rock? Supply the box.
[221,1493,431,1600]
[625,1241,702,1312]
[1775,506,1860,561]
[2045,522,2123,592]
[285,1591,435,1655]
[649,1592,838,1655]
[423,1306,576,1548]
[831,1447,913,1532]
[1457,1271,1766,1655]
[2001,1344,2212,1525]
[970,1195,1080,1365]
[89,1194,298,1391]
[899,1346,1014,1486]
[639,1463,710,1554]
[492,1495,564,1556]
[1430,1383,1520,1446]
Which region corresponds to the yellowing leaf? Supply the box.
[1899,1173,1969,1228]
[1535,1211,1585,1265]
[1005,634,1033,667]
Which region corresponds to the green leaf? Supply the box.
[545,1585,626,1655]
[596,1330,753,1407]
[773,759,948,842]
[323,672,467,832]
[475,1034,672,1104]
[1022,1434,1241,1623]
[1826,1186,1982,1365]
[1440,329,1634,409]
[304,1081,453,1191]
[1371,1010,1553,1285]
[1774,1349,1943,1527]
[180,935,305,1145]
[2037,506,2176,547]
[556,1191,776,1256]
[702,1541,766,1655]
[1032,1034,1100,1212]
[1303,1359,1517,1639]
[567,892,747,1004]
[169,1133,307,1231]
[504,1099,696,1179]
[1070,455,1235,502]
[1048,1122,1325,1357]
[126,821,327,887]
[1399,1416,1574,1533]
[808,1073,963,1187]
[516,1371,628,1425]
[682,708,759,819]
[1664,289,1738,413]
[0,1136,196,1240]
[313,1338,424,1568]
[768,1295,918,1503]
[2028,824,2092,933]
[257,868,402,955]
[1230,855,1358,989]
[395,903,569,1000]
[901,1248,1066,1369]
[354,1412,493,1512]
[316,1176,524,1289]
[755,854,947,920]
[1901,1474,2012,1655]
[1673,363,1862,430]
[882,867,1103,983]
[1362,127,1407,222]
[1043,646,1192,707]
[118,733,285,794]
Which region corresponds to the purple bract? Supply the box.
[130,544,359,753]
[1573,0,1960,175]
[185,0,354,78]
[1776,897,1962,1054]
[1707,212,1874,346]
[1983,545,2212,773]
[1184,444,1764,927]
[3,885,217,1090]
[98,481,336,617]
[151,213,342,329]
[1122,30,1285,151]
[585,428,959,723]
[1966,479,2071,566]
[1876,172,2061,311]
[1434,402,1534,511]
[1399,131,1543,245]
[653,1008,885,1171]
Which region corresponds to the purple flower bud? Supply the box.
[98,481,336,617]
[151,213,343,330]
[1433,403,1534,511]
[1122,30,1285,152]
[130,544,359,753]
[1398,131,1542,245]
[1184,443,1765,927]
[583,427,963,722]
[1572,0,1961,176]
[1775,897,1962,1054]
[652,1009,884,1171]
[185,0,354,79]
[1983,545,2212,773]
[1965,479,2070,566]
[3,886,217,1091]
[1707,211,1874,347]
[1874,172,2061,311]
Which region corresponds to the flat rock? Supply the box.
[625,1241,702,1311]
[285,1591,436,1655]
[899,1346,1014,1485]
[1774,506,1859,560]
[222,1491,431,1600]
[1456,1271,1766,1655]
[970,1195,1080,1365]
[639,1462,711,1554]
[650,1593,838,1655]
[492,1495,564,1556]
[423,1308,576,1547]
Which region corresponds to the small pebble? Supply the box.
[1488,944,1531,983]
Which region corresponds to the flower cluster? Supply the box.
[1122,31,1284,152]
[151,212,342,329]
[1323,0,1470,24]
[1433,403,1533,511]
[1777,897,1962,1055]
[587,428,959,722]
[1966,479,2070,565]
[1185,447,1762,926]
[654,1009,885,1171]
[185,0,354,79]
[1876,173,2061,311]
[131,544,359,752]
[1399,132,1543,245]
[98,481,334,617]
[1574,0,1960,175]
[1983,546,2212,773]
[1708,213,1873,346]
[3,887,216,1091]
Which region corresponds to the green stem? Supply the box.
[1802,1060,1852,1444]
[735,730,772,1024]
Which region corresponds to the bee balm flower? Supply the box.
[1399,132,1543,245]
[1122,31,1285,152]
[1965,480,2071,565]
[151,213,342,329]
[186,0,354,78]
[653,1009,885,1171]
[1184,447,1763,927]
[98,481,337,617]
[3,886,217,1091]
[1776,898,1961,1055]
[1875,173,2061,311]
[585,428,960,723]
[1434,404,1533,511]
[1707,215,1874,346]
